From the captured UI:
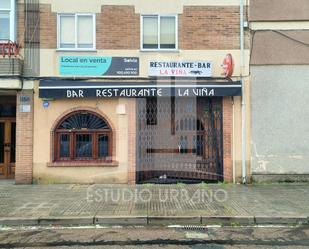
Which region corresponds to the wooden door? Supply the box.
[0,118,16,179]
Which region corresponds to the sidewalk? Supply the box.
[0,183,308,226]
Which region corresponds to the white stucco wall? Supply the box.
[251,65,309,175]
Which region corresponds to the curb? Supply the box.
[0,217,39,226]
[202,216,255,226]
[38,216,94,226]
[94,216,147,225]
[254,216,309,225]
[148,216,201,225]
[0,216,308,227]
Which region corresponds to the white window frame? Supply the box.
[57,13,96,51]
[0,0,16,41]
[140,14,178,51]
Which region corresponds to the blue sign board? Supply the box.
[59,56,139,76]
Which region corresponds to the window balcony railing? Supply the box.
[0,40,22,76]
[0,40,20,58]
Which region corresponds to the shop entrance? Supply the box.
[136,97,223,183]
[0,119,16,178]
[0,97,16,179]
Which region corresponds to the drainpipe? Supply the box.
[240,0,246,183]
[232,97,236,183]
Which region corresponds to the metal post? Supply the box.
[240,0,246,183]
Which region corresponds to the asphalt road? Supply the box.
[0,225,309,248]
[9,246,309,249]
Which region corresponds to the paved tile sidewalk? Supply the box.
[0,183,308,226]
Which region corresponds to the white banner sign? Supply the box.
[149,61,212,77]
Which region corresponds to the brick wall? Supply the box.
[17,3,24,45]
[40,4,57,49]
[179,6,241,50]
[97,6,140,50]
[39,4,245,50]
[222,97,233,182]
[15,91,34,184]
[39,5,139,49]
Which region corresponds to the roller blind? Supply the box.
[0,0,11,9]
[77,15,93,48]
[59,14,94,49]
[0,12,10,39]
[143,16,158,49]
[142,15,176,50]
[60,15,75,48]
[160,16,176,49]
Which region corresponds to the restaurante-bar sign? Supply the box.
[39,80,242,99]
[149,61,212,77]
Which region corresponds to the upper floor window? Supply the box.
[141,15,177,50]
[0,0,15,41]
[57,13,96,50]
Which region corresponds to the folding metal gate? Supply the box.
[136,97,223,183]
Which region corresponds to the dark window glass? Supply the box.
[98,134,109,158]
[146,97,157,125]
[179,135,188,154]
[59,134,70,158]
[0,104,16,117]
[75,134,92,158]
[192,136,196,154]
[196,135,204,156]
[160,44,176,49]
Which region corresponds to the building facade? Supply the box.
[250,0,309,182]
[0,0,39,183]
[1,0,250,184]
